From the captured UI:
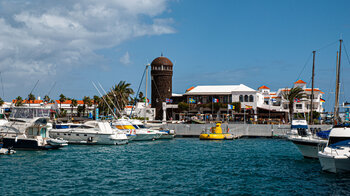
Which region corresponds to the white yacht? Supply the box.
[144,122,176,139]
[112,118,159,141]
[49,121,128,145]
[287,119,329,159]
[0,107,68,150]
[318,124,350,173]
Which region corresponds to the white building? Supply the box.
[9,99,95,116]
[185,84,258,109]
[258,79,324,114]
[177,80,324,122]
[123,102,156,121]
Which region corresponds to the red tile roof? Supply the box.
[186,86,195,92]
[12,100,97,105]
[294,79,306,84]
[12,100,43,104]
[258,85,270,89]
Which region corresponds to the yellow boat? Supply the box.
[199,123,233,140]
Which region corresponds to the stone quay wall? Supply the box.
[163,123,332,137]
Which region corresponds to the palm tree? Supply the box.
[112,81,134,111]
[59,94,66,110]
[0,97,4,107]
[43,95,50,103]
[138,92,144,102]
[15,96,23,106]
[28,93,35,106]
[83,96,91,117]
[70,99,78,118]
[282,87,305,123]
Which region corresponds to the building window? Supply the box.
[296,104,302,109]
[264,101,269,105]
[239,95,243,102]
[223,96,228,103]
[283,104,288,109]
[249,95,254,102]
[244,95,248,102]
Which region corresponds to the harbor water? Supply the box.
[1,138,350,195]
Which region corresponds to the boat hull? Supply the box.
[133,134,157,141]
[289,138,327,159]
[319,153,350,173]
[2,137,63,150]
[158,134,175,139]
[49,131,128,145]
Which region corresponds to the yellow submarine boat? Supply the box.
[199,123,233,140]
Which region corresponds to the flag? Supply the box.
[213,98,219,103]
[294,98,300,103]
[227,104,235,110]
[245,105,253,109]
[166,98,173,103]
[143,98,150,103]
[320,98,325,103]
[188,98,196,103]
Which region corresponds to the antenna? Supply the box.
[92,82,118,119]
[27,80,39,99]
[97,82,121,116]
[47,82,56,97]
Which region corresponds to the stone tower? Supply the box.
[151,56,173,120]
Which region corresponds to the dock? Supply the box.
[163,124,332,138]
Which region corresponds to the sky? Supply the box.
[0,0,350,111]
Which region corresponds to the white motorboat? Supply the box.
[112,118,159,141]
[318,124,350,173]
[287,119,328,159]
[49,121,128,145]
[0,107,68,150]
[145,122,176,139]
[129,119,164,140]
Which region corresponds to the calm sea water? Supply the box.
[1,138,349,195]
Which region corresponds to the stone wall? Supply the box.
[163,123,332,137]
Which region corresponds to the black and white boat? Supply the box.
[287,119,329,159]
[318,124,350,173]
[0,107,67,150]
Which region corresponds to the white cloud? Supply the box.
[0,0,175,99]
[120,51,131,65]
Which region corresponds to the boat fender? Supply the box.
[15,136,18,143]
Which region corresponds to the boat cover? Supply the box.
[316,130,330,139]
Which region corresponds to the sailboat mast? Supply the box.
[310,51,316,124]
[144,64,149,123]
[334,39,342,123]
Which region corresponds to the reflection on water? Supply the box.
[0,138,349,195]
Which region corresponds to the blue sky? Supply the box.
[0,0,349,111]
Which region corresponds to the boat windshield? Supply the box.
[10,108,51,119]
[328,137,350,148]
